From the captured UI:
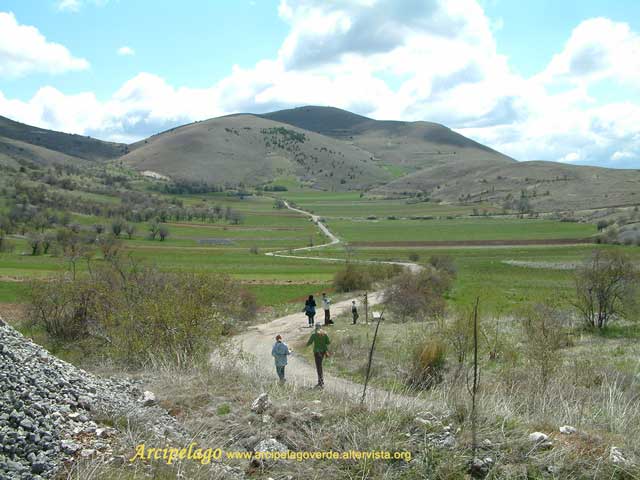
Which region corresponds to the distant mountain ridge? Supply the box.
[1,107,639,212]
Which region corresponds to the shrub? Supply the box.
[408,253,420,262]
[520,302,568,388]
[382,268,453,321]
[407,336,447,389]
[27,261,257,367]
[573,250,638,328]
[429,255,457,277]
[333,264,373,292]
[0,234,15,253]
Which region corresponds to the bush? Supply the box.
[429,255,457,277]
[520,302,568,388]
[333,264,373,292]
[382,268,453,321]
[408,253,420,262]
[0,234,15,253]
[574,250,638,328]
[407,336,447,389]
[27,261,257,367]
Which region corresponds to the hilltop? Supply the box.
[262,105,514,172]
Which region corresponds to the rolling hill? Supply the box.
[374,159,640,212]
[1,107,639,213]
[0,115,127,168]
[120,114,393,190]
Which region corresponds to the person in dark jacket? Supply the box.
[271,334,291,384]
[304,295,317,327]
[306,324,331,388]
[351,300,359,325]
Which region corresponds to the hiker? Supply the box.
[322,292,333,325]
[306,324,331,388]
[304,295,317,327]
[351,300,359,325]
[271,334,291,384]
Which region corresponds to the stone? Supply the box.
[528,432,549,443]
[31,462,48,474]
[559,425,576,435]
[468,457,490,478]
[254,438,288,453]
[610,446,627,465]
[140,391,157,407]
[251,393,272,414]
[441,435,456,448]
[481,439,493,448]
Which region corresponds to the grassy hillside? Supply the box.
[121,114,392,190]
[376,160,640,212]
[262,106,515,173]
[0,115,127,165]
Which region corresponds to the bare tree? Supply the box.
[111,218,124,237]
[26,232,42,256]
[148,220,160,240]
[574,250,638,328]
[158,225,169,241]
[124,223,136,240]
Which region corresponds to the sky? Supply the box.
[0,0,639,169]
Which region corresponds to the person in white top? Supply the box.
[322,292,333,326]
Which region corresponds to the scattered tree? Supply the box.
[573,250,639,328]
[158,225,169,241]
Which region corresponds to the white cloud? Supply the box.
[0,12,89,77]
[57,0,81,12]
[559,152,580,163]
[1,1,639,169]
[540,17,640,88]
[612,151,635,161]
[56,0,110,12]
[117,46,135,56]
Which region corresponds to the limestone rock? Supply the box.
[559,425,576,435]
[251,393,272,414]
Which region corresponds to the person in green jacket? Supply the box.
[306,324,331,388]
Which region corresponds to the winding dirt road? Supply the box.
[233,201,426,408]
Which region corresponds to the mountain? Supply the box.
[2,108,639,213]
[0,115,127,168]
[261,106,515,175]
[121,114,393,190]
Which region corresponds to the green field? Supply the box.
[326,217,596,243]
[277,191,494,218]
[293,243,640,314]
[0,185,635,314]
[0,194,336,306]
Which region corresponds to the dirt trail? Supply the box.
[235,293,429,409]
[232,201,427,408]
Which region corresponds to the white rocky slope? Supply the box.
[0,318,188,479]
